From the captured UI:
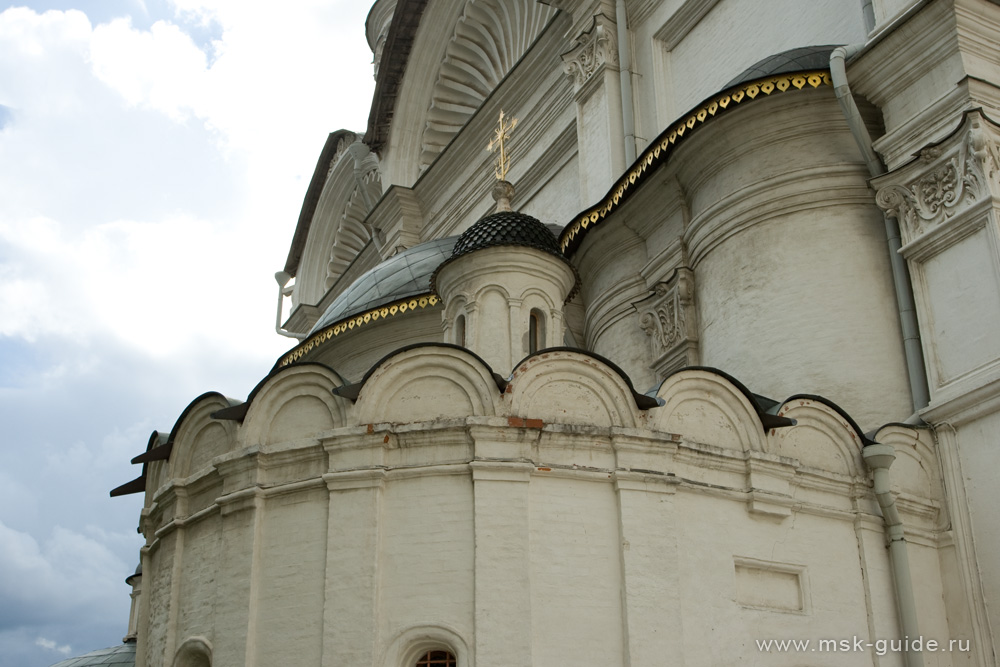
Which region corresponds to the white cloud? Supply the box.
[35,636,72,655]
[0,3,376,662]
[0,8,93,113]
[0,2,374,357]
[91,17,210,121]
[0,520,129,627]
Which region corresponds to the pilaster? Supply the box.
[612,470,683,667]
[321,469,386,666]
[874,110,1000,409]
[562,13,627,202]
[471,460,534,667]
[215,487,265,667]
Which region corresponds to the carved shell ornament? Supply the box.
[326,169,382,288]
[419,0,557,170]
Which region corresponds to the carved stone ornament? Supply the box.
[326,132,360,178]
[874,111,1000,244]
[633,267,699,379]
[561,14,619,88]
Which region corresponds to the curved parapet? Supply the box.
[355,344,504,425]
[168,393,240,480]
[872,423,942,507]
[769,396,867,477]
[240,363,351,446]
[650,368,766,451]
[507,349,643,428]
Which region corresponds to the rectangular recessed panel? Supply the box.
[734,558,804,612]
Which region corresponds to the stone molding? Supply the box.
[652,0,721,50]
[560,13,619,89]
[875,110,1000,249]
[633,267,698,378]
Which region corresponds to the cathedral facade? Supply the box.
[93,0,1000,665]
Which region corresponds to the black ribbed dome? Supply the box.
[450,210,563,260]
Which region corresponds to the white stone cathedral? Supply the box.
[61,0,1000,665]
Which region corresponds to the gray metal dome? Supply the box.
[724,45,838,88]
[49,642,136,667]
[310,236,458,335]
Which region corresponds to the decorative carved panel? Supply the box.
[875,111,1000,246]
[633,267,698,379]
[561,13,619,89]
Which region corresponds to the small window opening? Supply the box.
[529,309,546,354]
[416,650,456,667]
[456,315,466,347]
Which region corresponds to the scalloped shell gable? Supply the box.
[419,0,558,169]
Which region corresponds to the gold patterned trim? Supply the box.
[559,70,833,254]
[278,294,441,367]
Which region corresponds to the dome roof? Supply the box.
[450,210,564,260]
[49,642,136,667]
[310,236,457,335]
[724,45,837,88]
[430,209,580,300]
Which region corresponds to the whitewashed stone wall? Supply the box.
[133,351,966,667]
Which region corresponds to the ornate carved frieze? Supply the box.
[561,13,619,89]
[874,110,1000,246]
[633,267,698,379]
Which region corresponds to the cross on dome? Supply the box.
[487,109,518,181]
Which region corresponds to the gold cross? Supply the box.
[487,109,518,181]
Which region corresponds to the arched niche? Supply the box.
[172,636,212,667]
[241,364,350,446]
[326,167,382,289]
[380,624,470,667]
[355,345,501,424]
[507,350,639,428]
[650,369,764,451]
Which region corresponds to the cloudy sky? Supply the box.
[0,1,374,664]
